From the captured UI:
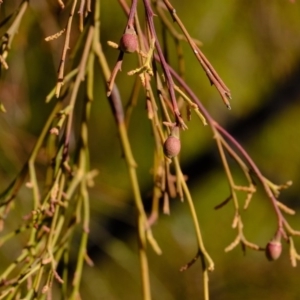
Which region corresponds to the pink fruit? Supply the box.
[119,27,138,53]
[163,135,181,158]
[265,240,282,261]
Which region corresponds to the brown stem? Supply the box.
[56,0,78,97]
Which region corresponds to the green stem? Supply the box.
[173,158,214,300]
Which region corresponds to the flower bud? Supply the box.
[163,127,181,158]
[119,27,138,53]
[265,240,282,261]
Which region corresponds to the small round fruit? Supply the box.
[163,136,181,158]
[119,27,138,53]
[265,240,282,261]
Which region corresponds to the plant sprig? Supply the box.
[0,1,299,300]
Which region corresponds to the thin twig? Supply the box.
[56,0,78,97]
[162,0,231,108]
[143,0,187,129]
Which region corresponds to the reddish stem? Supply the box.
[168,63,284,230]
[126,0,138,29]
[143,0,185,128]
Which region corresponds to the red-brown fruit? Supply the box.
[163,136,181,158]
[265,240,282,261]
[119,28,138,53]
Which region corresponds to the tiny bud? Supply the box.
[265,240,282,261]
[50,127,59,135]
[119,27,138,53]
[163,135,181,158]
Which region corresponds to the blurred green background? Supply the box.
[1,0,300,299]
